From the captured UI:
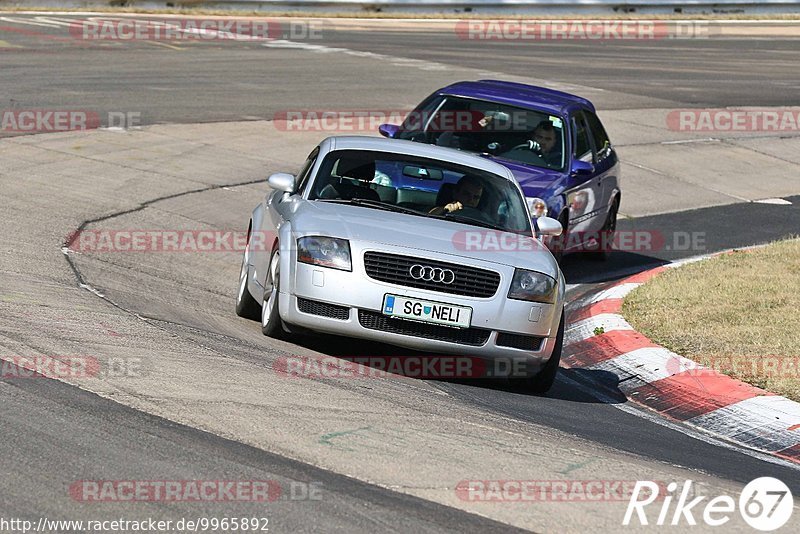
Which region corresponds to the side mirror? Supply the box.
[536,216,563,237]
[378,123,400,138]
[569,160,594,176]
[267,172,295,193]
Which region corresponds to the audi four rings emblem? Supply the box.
[409,264,456,284]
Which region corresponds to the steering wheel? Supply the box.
[510,139,544,154]
[447,206,494,225]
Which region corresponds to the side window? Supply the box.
[571,112,593,163]
[585,111,611,161]
[398,94,443,137]
[294,147,319,196]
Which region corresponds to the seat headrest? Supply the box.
[336,155,376,182]
[435,183,457,207]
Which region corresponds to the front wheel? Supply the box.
[235,234,261,320]
[589,200,618,262]
[261,247,287,339]
[508,310,565,394]
[547,213,568,265]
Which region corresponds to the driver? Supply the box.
[429,175,483,215]
[531,121,562,167]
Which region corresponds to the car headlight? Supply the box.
[297,237,352,271]
[508,269,557,303]
[527,197,548,219]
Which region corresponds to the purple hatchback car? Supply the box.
[379,80,621,263]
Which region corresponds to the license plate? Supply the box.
[382,294,472,329]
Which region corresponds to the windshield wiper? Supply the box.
[427,212,508,233]
[317,198,423,216]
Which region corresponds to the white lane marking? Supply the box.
[688,396,800,452]
[589,282,640,303]
[565,313,633,345]
[261,38,600,93]
[557,372,800,471]
[755,198,793,205]
[661,138,718,145]
[0,16,66,27]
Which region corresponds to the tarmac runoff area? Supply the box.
[1,117,799,531]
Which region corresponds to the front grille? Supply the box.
[358,309,491,346]
[496,332,544,351]
[363,252,500,298]
[297,297,350,320]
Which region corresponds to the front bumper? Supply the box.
[279,241,564,369]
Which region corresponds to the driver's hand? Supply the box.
[445,201,463,213]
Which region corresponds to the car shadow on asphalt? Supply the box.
[559,250,669,285]
[285,332,628,404]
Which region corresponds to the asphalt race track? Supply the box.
[1,13,800,532]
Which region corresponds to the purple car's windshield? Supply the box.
[308,150,533,236]
[396,96,566,171]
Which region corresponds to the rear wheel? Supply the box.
[261,247,288,339]
[508,310,565,394]
[235,232,261,320]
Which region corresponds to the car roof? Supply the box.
[436,80,595,116]
[322,136,518,183]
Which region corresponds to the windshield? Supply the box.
[308,149,532,235]
[395,96,566,171]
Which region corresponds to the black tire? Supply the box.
[235,231,262,320]
[261,247,288,339]
[589,199,619,262]
[548,213,568,266]
[509,309,565,394]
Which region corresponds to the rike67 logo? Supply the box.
[624,478,793,530]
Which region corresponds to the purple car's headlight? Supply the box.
[297,237,352,271]
[527,197,547,219]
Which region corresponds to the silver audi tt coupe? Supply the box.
[236,136,566,392]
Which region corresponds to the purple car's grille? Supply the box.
[363,252,500,298]
[358,310,491,346]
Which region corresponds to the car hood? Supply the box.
[484,156,564,198]
[290,200,559,279]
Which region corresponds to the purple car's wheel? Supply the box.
[590,200,618,262]
[548,213,568,265]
